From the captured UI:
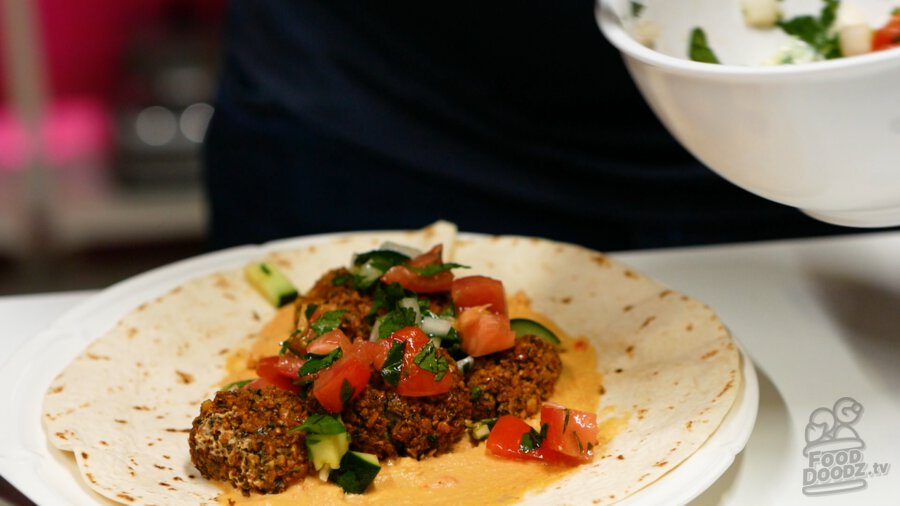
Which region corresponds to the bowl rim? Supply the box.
[596,0,900,79]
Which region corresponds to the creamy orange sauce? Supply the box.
[218,292,609,505]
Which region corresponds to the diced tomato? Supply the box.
[451,275,507,315]
[243,376,287,391]
[383,326,454,396]
[306,329,353,355]
[380,245,453,293]
[312,354,372,413]
[541,402,599,462]
[485,415,582,465]
[255,355,305,392]
[872,13,900,51]
[352,340,388,368]
[456,306,516,357]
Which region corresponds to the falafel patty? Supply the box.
[340,351,474,460]
[189,387,310,495]
[467,335,563,420]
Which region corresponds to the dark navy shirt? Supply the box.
[204,0,850,250]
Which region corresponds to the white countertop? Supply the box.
[1,231,898,505]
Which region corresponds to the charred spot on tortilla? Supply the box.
[176,370,194,384]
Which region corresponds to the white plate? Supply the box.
[0,232,758,506]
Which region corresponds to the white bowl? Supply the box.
[597,0,900,227]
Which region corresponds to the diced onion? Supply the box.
[456,356,474,373]
[839,24,872,57]
[740,0,780,28]
[352,262,383,287]
[421,316,452,337]
[836,4,872,57]
[379,241,422,259]
[369,320,381,341]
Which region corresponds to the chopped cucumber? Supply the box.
[294,414,351,473]
[329,451,381,494]
[509,318,560,345]
[244,262,298,307]
[307,431,351,473]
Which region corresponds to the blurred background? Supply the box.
[0,0,225,295]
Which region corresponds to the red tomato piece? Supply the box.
[244,376,288,391]
[380,245,453,293]
[384,326,454,396]
[485,415,582,465]
[451,275,507,315]
[541,402,599,462]
[456,306,516,357]
[312,354,372,413]
[873,13,900,51]
[306,329,353,355]
[254,355,304,392]
[352,340,387,368]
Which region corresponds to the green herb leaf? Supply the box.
[574,431,584,454]
[340,378,355,408]
[220,379,253,391]
[291,413,347,435]
[311,310,346,336]
[470,386,483,401]
[630,1,644,17]
[689,27,720,64]
[407,262,469,277]
[352,250,410,269]
[777,0,841,59]
[377,305,419,339]
[413,341,449,381]
[305,303,319,321]
[351,250,410,290]
[331,273,352,286]
[365,283,414,324]
[519,423,548,453]
[380,341,406,386]
[298,348,343,376]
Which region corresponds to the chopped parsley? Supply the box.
[630,1,644,18]
[376,304,419,339]
[351,249,410,290]
[413,341,449,381]
[305,303,319,320]
[379,341,406,386]
[298,347,343,376]
[291,413,346,435]
[339,378,355,408]
[352,249,410,270]
[366,283,414,324]
[408,262,469,277]
[470,386,483,401]
[777,0,840,59]
[311,310,346,336]
[689,27,720,64]
[331,272,352,286]
[220,379,253,391]
[439,327,463,358]
[519,423,549,453]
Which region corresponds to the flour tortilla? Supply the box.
[42,222,740,505]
